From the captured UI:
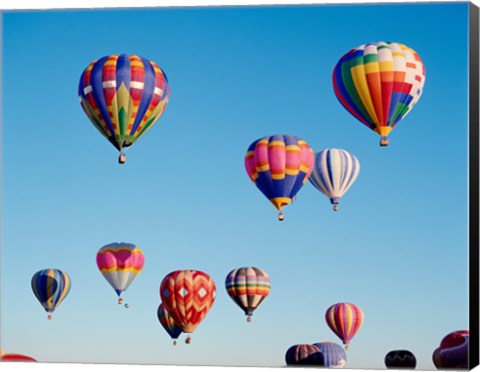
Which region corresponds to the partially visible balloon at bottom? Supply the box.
[0,353,37,362]
[384,350,417,369]
[439,330,469,369]
[313,342,346,368]
[285,344,324,366]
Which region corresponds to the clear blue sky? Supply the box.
[1,2,471,369]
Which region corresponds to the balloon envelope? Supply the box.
[0,354,37,362]
[313,342,347,368]
[385,350,417,369]
[245,134,314,219]
[96,242,144,299]
[31,269,71,314]
[333,42,425,145]
[78,54,170,156]
[439,330,469,368]
[325,302,364,348]
[160,270,216,333]
[157,303,183,341]
[309,148,360,210]
[285,344,324,366]
[225,267,271,319]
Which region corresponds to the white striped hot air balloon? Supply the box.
[309,148,360,211]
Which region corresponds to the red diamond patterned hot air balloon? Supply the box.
[160,270,216,344]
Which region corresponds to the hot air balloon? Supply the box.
[96,242,144,305]
[333,42,425,146]
[244,134,315,221]
[313,342,347,368]
[438,330,469,368]
[385,350,417,369]
[160,270,216,344]
[31,269,71,320]
[157,303,183,346]
[78,54,170,163]
[325,302,364,350]
[309,148,360,211]
[0,354,37,362]
[225,267,271,322]
[285,344,324,366]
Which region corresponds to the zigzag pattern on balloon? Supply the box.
[160,270,216,333]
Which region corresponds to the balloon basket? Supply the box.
[185,336,192,344]
[173,341,177,346]
[278,212,284,221]
[118,153,126,164]
[380,137,389,147]
[247,316,252,322]
[345,345,349,351]
[118,298,123,305]
[333,204,339,212]
[47,314,52,320]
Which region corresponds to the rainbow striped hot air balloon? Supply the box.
[96,242,144,306]
[225,267,271,322]
[325,303,364,350]
[333,42,425,146]
[31,269,71,320]
[79,54,170,163]
[244,134,314,221]
[160,270,216,344]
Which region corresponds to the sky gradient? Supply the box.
[1,2,471,369]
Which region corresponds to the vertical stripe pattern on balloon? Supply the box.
[79,54,170,151]
[31,269,71,313]
[309,148,360,208]
[333,42,425,138]
[325,303,364,347]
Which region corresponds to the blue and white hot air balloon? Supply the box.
[309,148,360,211]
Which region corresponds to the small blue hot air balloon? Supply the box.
[157,303,183,345]
[309,148,360,211]
[31,269,71,320]
[313,342,347,368]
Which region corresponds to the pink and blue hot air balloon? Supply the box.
[245,134,314,221]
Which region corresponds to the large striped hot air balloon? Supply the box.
[385,350,417,369]
[313,342,347,368]
[96,242,144,306]
[31,269,71,320]
[325,303,364,350]
[244,134,315,221]
[160,270,216,344]
[309,148,360,211]
[285,344,324,366]
[78,54,170,163]
[225,267,271,322]
[157,303,183,346]
[333,42,425,146]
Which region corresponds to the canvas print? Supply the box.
[0,1,479,370]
